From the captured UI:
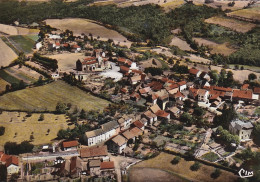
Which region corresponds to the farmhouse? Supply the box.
[84,120,119,146]
[62,140,79,151]
[107,135,127,154]
[0,153,19,175]
[76,56,110,72]
[80,145,109,161]
[229,120,254,142]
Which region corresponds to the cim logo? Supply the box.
[238,168,254,178]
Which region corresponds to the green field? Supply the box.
[229,64,260,73]
[0,69,21,85]
[0,80,110,112]
[9,35,35,53]
[201,152,219,162]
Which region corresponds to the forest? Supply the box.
[0,0,259,66]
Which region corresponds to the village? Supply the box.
[0,23,260,182]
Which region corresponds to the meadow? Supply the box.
[227,4,260,22]
[205,16,256,33]
[0,111,71,146]
[132,152,238,182]
[0,80,110,112]
[0,38,18,67]
[8,35,36,54]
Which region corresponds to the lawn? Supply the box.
[205,16,256,33]
[201,152,220,162]
[0,111,72,146]
[0,78,10,93]
[8,35,36,54]
[132,152,238,182]
[0,69,21,85]
[0,80,110,112]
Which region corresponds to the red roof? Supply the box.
[155,110,170,118]
[55,42,60,46]
[62,140,78,148]
[174,91,185,98]
[63,43,69,47]
[72,44,80,49]
[0,154,19,167]
[253,87,260,94]
[84,57,96,61]
[100,161,115,170]
[148,81,163,91]
[168,83,179,90]
[151,93,159,100]
[133,120,144,129]
[241,84,249,90]
[178,81,186,86]
[189,68,199,75]
[118,57,126,63]
[212,86,232,92]
[80,145,108,158]
[120,66,130,73]
[132,69,143,74]
[189,88,198,97]
[233,90,252,100]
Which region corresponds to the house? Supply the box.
[155,110,170,120]
[189,88,198,99]
[117,114,133,130]
[229,120,254,142]
[80,145,109,161]
[76,57,110,72]
[122,127,142,144]
[84,120,119,146]
[107,135,127,154]
[178,81,187,91]
[197,89,209,103]
[157,94,169,110]
[200,71,210,81]
[253,87,260,98]
[168,106,181,119]
[88,159,101,176]
[100,161,115,174]
[189,68,201,77]
[132,120,145,130]
[142,110,157,125]
[36,42,43,50]
[232,90,253,103]
[173,91,185,101]
[0,153,19,175]
[62,140,79,151]
[51,72,60,79]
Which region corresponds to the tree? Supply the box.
[0,164,7,182]
[248,73,257,81]
[30,134,34,141]
[80,109,87,119]
[180,112,193,125]
[56,102,67,114]
[193,107,205,117]
[38,114,44,121]
[190,161,201,171]
[171,156,181,165]
[214,105,237,129]
[253,124,260,145]
[211,168,221,179]
[0,126,5,136]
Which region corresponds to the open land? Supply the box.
[0,23,39,35]
[129,167,186,182]
[0,80,110,112]
[227,4,260,22]
[170,37,193,51]
[193,38,236,56]
[8,35,36,54]
[47,53,85,72]
[0,111,71,146]
[132,152,238,182]
[0,38,18,67]
[44,18,132,47]
[205,16,256,33]
[0,78,10,93]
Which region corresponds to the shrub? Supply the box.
[211,168,221,179]
[190,161,201,171]
[171,156,181,165]
[0,126,5,136]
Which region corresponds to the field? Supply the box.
[170,37,193,51]
[44,18,132,48]
[0,38,18,67]
[193,38,236,56]
[0,80,110,112]
[0,111,71,146]
[0,23,39,35]
[229,64,260,73]
[227,4,260,22]
[8,35,36,54]
[47,53,86,72]
[0,78,10,93]
[131,152,238,182]
[205,16,256,33]
[0,69,21,85]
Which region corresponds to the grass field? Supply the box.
[170,37,193,51]
[8,35,36,54]
[193,38,236,56]
[0,38,18,67]
[205,16,256,33]
[201,152,219,162]
[132,152,238,182]
[229,64,260,73]
[0,69,21,85]
[227,4,260,22]
[0,78,10,93]
[0,111,71,146]
[44,18,132,48]
[47,53,85,72]
[0,80,110,112]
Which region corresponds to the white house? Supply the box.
[36,42,43,50]
[178,81,187,91]
[62,140,78,151]
[197,89,209,103]
[229,120,254,142]
[142,110,157,125]
[51,72,59,79]
[0,153,19,175]
[108,135,127,154]
[117,114,133,130]
[84,120,119,146]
